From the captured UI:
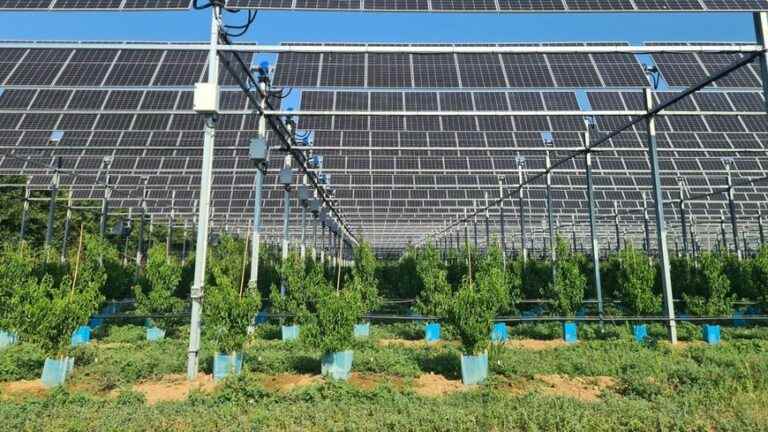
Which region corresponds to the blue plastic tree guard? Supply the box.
[491,323,508,343]
[70,326,91,346]
[41,357,74,388]
[703,324,721,345]
[424,322,441,342]
[353,323,370,338]
[254,309,269,325]
[321,350,353,381]
[213,352,244,381]
[461,352,489,385]
[563,322,578,344]
[633,324,648,343]
[281,324,300,341]
[0,330,17,348]
[146,327,166,341]
[732,310,746,327]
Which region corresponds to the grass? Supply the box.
[1,322,767,431]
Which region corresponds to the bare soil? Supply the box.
[412,373,465,397]
[132,374,216,405]
[377,339,458,348]
[505,339,568,351]
[261,373,322,392]
[534,374,616,402]
[348,373,404,391]
[0,379,48,399]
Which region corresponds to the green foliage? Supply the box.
[723,253,756,300]
[204,235,260,353]
[2,236,105,355]
[475,244,518,315]
[133,244,185,330]
[414,243,453,318]
[511,257,550,300]
[446,277,495,355]
[541,237,586,317]
[753,245,768,306]
[0,343,46,382]
[683,252,735,316]
[270,251,329,325]
[301,287,364,354]
[605,245,661,315]
[81,234,134,300]
[390,245,422,299]
[347,240,381,315]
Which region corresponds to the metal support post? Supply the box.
[280,154,292,297]
[678,178,689,257]
[99,157,113,238]
[484,192,490,250]
[60,190,73,263]
[720,214,728,253]
[584,123,604,330]
[571,215,577,254]
[136,177,148,268]
[759,208,766,246]
[320,219,326,264]
[642,192,651,254]
[472,201,479,250]
[19,179,31,241]
[187,6,220,381]
[45,157,62,255]
[545,149,556,287]
[515,162,526,264]
[248,93,267,290]
[312,214,318,261]
[463,209,469,252]
[498,176,508,264]
[613,201,620,252]
[644,88,677,344]
[724,159,741,259]
[181,221,188,264]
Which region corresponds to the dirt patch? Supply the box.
[348,373,404,391]
[261,373,322,393]
[535,374,616,402]
[505,339,568,351]
[496,376,540,396]
[0,379,48,399]
[412,373,465,397]
[132,374,216,405]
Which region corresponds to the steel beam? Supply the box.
[725,161,741,259]
[60,190,73,264]
[44,157,61,255]
[545,149,556,287]
[678,179,689,257]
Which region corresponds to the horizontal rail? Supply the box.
[0,41,761,54]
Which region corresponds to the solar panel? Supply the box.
[0,0,192,9]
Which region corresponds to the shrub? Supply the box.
[302,287,364,354]
[204,235,261,353]
[347,240,382,316]
[475,244,518,315]
[133,244,185,330]
[541,237,586,317]
[723,253,756,301]
[446,277,495,355]
[606,245,660,315]
[270,251,327,325]
[413,243,453,318]
[683,252,734,316]
[4,235,105,355]
[751,245,768,306]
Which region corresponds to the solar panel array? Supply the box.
[1,43,767,253]
[3,0,768,11]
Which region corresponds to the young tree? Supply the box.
[133,244,185,330]
[607,245,661,315]
[683,252,734,317]
[347,240,382,316]
[446,276,495,356]
[542,236,586,317]
[414,243,453,318]
[475,244,518,315]
[752,244,768,306]
[302,286,364,354]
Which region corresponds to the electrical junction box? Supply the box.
[279,167,293,186]
[248,137,268,162]
[310,199,321,213]
[193,82,219,114]
[298,185,311,205]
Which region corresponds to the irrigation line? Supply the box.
[429,51,763,240]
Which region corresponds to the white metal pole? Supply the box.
[187,5,220,381]
[249,83,267,290]
[645,88,677,345]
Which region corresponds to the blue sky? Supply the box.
[0,11,758,44]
